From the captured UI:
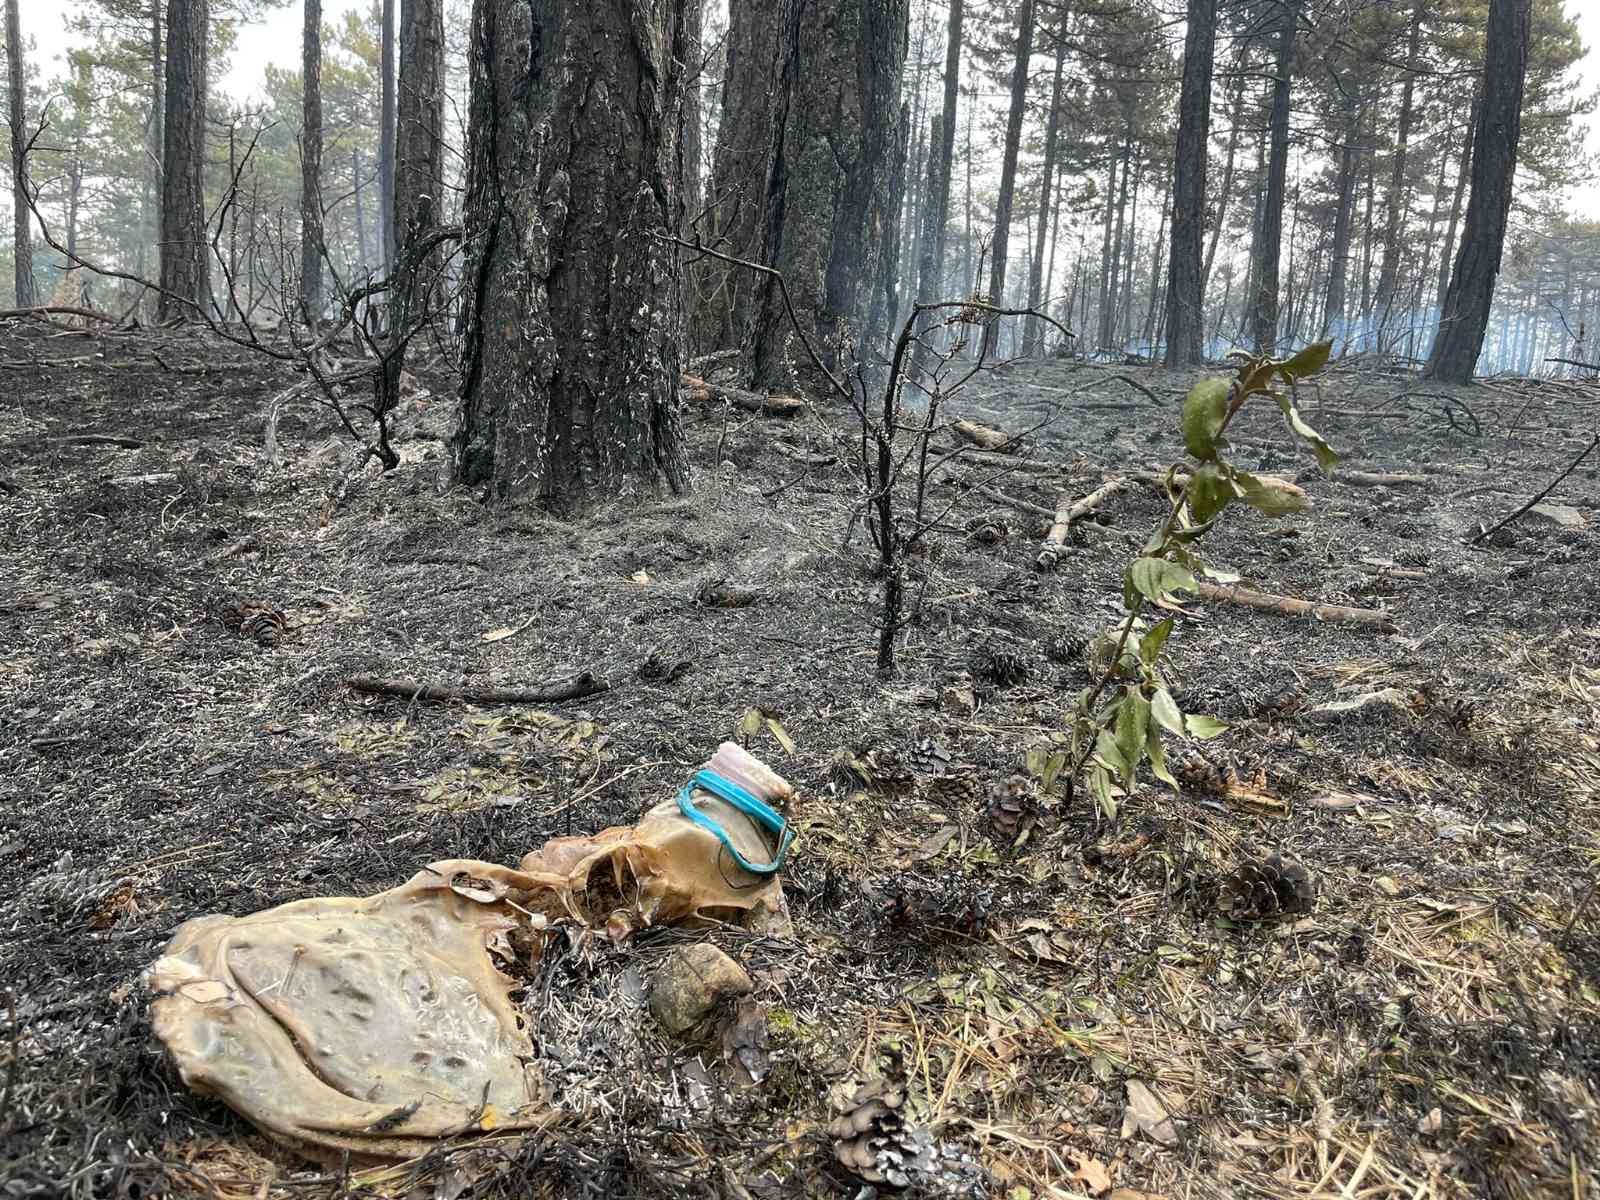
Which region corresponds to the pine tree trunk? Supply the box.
[1357,100,1376,333]
[1373,0,1422,340]
[378,0,396,273]
[749,0,908,392]
[352,144,369,267]
[1102,140,1131,348]
[300,0,324,322]
[1426,0,1530,383]
[1435,88,1478,320]
[6,0,32,307]
[449,0,693,503]
[158,0,209,321]
[1321,98,1361,339]
[394,0,444,253]
[699,0,781,354]
[930,0,961,294]
[979,0,1034,357]
[1200,57,1245,302]
[1021,28,1065,357]
[909,112,945,379]
[1096,143,1117,347]
[1163,0,1215,365]
[680,0,703,345]
[140,4,163,288]
[1248,0,1295,353]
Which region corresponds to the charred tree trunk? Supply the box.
[1321,97,1361,339]
[749,0,908,393]
[910,112,945,379]
[300,0,324,322]
[1247,0,1295,353]
[680,0,703,344]
[1425,0,1530,383]
[1373,0,1422,340]
[698,0,782,354]
[378,0,396,273]
[1436,87,1479,320]
[158,0,209,321]
[449,0,692,503]
[1021,27,1065,358]
[979,0,1034,357]
[923,0,961,309]
[394,0,444,261]
[6,0,31,307]
[1163,0,1215,366]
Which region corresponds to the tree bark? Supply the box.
[5,0,31,308]
[140,4,163,288]
[394,0,444,257]
[1021,27,1066,358]
[378,0,396,273]
[1435,87,1479,320]
[1426,0,1530,383]
[1200,56,1245,303]
[930,0,962,294]
[300,0,324,322]
[680,0,703,344]
[449,0,693,504]
[1372,0,1423,341]
[1321,97,1361,339]
[1163,0,1215,366]
[1248,0,1295,353]
[158,0,209,321]
[979,0,1035,357]
[749,0,908,393]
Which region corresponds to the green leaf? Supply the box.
[1095,726,1129,778]
[1185,713,1229,740]
[1181,378,1231,462]
[1274,394,1339,475]
[1140,617,1175,667]
[1146,728,1179,789]
[1040,750,1067,793]
[1089,765,1118,821]
[766,717,796,755]
[1129,557,1198,603]
[1114,691,1150,784]
[1278,340,1332,382]
[1150,686,1185,736]
[1185,462,1236,525]
[1234,470,1307,516]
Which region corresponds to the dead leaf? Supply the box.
[910,824,957,862]
[1068,1151,1113,1195]
[1417,1107,1443,1135]
[480,617,534,643]
[1122,1080,1179,1146]
[1309,790,1376,811]
[1375,876,1403,898]
[631,570,651,584]
[766,717,796,756]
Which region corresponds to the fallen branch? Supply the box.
[1036,477,1131,572]
[0,303,117,324]
[346,671,609,706]
[936,446,1072,475]
[952,418,1014,452]
[1470,431,1598,546]
[680,374,804,417]
[53,434,143,449]
[1325,470,1429,488]
[1195,582,1397,634]
[974,484,1056,519]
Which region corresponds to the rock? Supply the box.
[1527,503,1586,529]
[648,943,753,1034]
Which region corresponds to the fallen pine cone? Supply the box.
[829,1062,937,1188]
[1219,853,1316,921]
[973,639,1031,687]
[219,599,288,648]
[983,773,1037,850]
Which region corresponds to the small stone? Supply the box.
[648,943,753,1035]
[1527,503,1585,529]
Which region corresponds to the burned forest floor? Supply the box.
[3,317,1600,1200]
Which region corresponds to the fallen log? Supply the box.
[1194,582,1397,634]
[680,374,804,417]
[1036,477,1132,572]
[1323,470,1430,488]
[952,418,1014,452]
[0,304,117,324]
[347,671,609,705]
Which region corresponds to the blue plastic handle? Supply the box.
[676,768,795,875]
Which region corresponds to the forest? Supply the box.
[3,0,1600,1198]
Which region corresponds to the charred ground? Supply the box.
[2,320,1599,1198]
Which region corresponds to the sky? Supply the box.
[20,0,1600,218]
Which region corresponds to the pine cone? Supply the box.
[984,773,1037,850]
[1174,751,1226,795]
[828,1061,936,1188]
[1397,546,1430,568]
[832,745,915,794]
[974,639,1031,687]
[220,599,287,647]
[1046,633,1090,666]
[924,770,980,812]
[883,881,988,940]
[1219,853,1316,921]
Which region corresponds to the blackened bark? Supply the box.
[928,0,961,297]
[6,0,31,307]
[979,0,1034,357]
[450,0,691,504]
[395,0,444,250]
[158,0,208,321]
[1247,0,1295,353]
[379,0,396,273]
[1021,28,1066,358]
[680,0,703,343]
[1436,88,1478,318]
[1425,0,1529,383]
[1372,0,1422,337]
[698,0,780,353]
[1321,98,1360,338]
[910,111,944,379]
[1162,0,1215,366]
[749,0,908,392]
[300,0,324,321]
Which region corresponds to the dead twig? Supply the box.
[1036,477,1131,572]
[345,672,610,706]
[1195,581,1398,634]
[1469,431,1598,546]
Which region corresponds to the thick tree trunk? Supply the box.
[698,0,781,354]
[158,0,209,321]
[1163,0,1215,366]
[394,0,444,254]
[449,0,692,503]
[1021,28,1065,358]
[749,0,908,393]
[979,0,1034,357]
[1425,0,1530,383]
[1321,98,1361,339]
[1247,0,1295,353]
[379,0,396,273]
[1373,0,1422,341]
[6,0,31,308]
[300,0,324,322]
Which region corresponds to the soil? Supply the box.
[3,316,1599,1199]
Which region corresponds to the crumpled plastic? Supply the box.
[145,742,792,1161]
